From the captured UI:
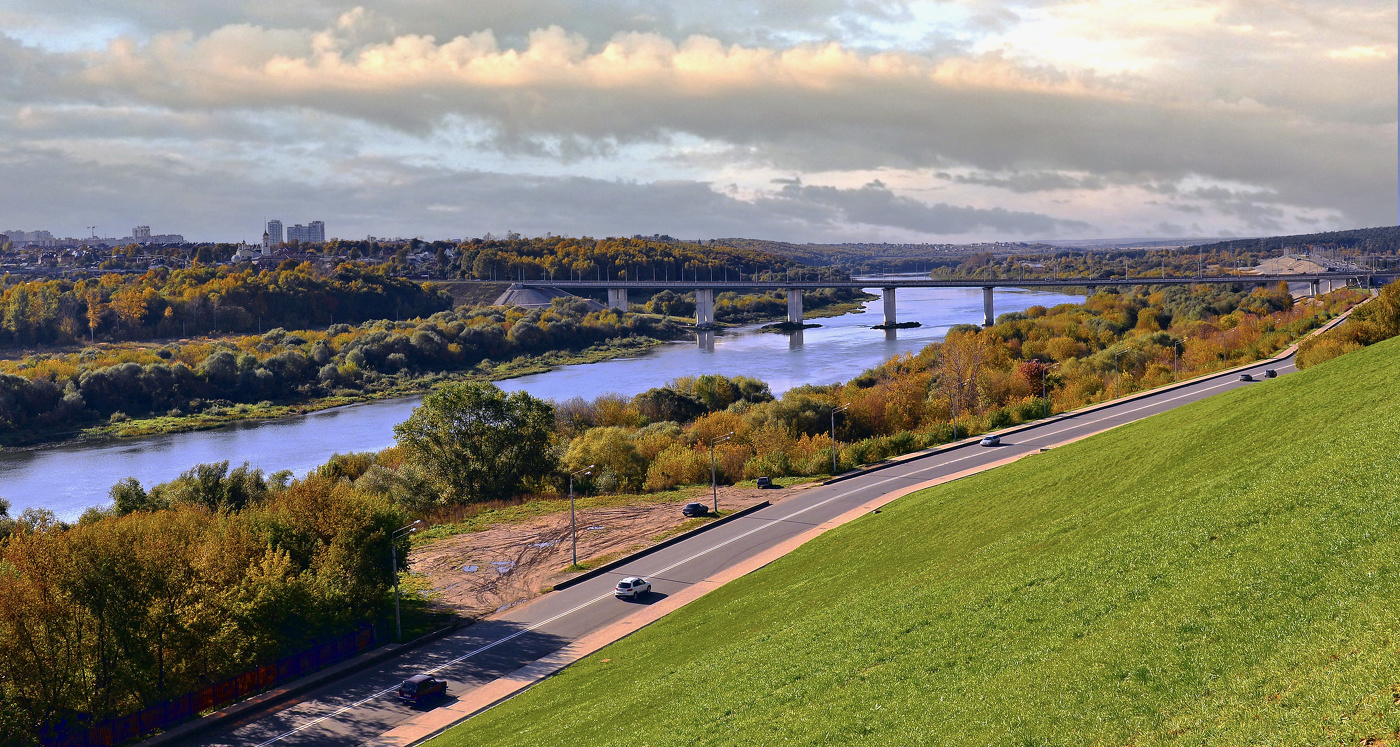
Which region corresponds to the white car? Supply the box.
[979,435,1001,447]
[614,576,651,600]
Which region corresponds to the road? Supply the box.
[194,356,1296,747]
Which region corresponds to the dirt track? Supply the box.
[410,484,810,620]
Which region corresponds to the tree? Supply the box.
[393,381,556,504]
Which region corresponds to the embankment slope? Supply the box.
[437,337,1400,745]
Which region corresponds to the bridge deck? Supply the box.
[516,274,1373,291]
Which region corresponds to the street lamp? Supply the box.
[831,404,849,476]
[390,520,424,643]
[1038,361,1060,417]
[951,377,973,441]
[569,465,595,567]
[710,432,734,513]
[1114,351,1121,399]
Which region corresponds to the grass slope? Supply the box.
[435,339,1400,746]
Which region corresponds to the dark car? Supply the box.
[397,674,447,705]
[682,502,709,517]
[1239,373,1254,382]
[756,476,775,489]
[1263,369,1278,378]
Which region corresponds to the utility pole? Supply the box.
[831,404,849,475]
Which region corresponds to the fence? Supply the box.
[44,625,375,747]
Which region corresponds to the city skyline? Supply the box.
[0,1,1394,244]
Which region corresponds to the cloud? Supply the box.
[0,1,1393,241]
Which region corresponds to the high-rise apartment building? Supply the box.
[132,226,151,239]
[266,219,284,245]
[285,221,326,244]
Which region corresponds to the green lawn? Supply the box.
[433,338,1400,746]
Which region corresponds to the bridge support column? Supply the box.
[882,287,897,326]
[1085,285,1096,299]
[982,286,994,327]
[1309,280,1320,297]
[786,290,804,325]
[607,288,628,311]
[695,289,715,328]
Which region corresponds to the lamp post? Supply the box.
[390,520,424,643]
[831,404,849,476]
[1039,361,1060,417]
[710,432,734,513]
[951,378,972,441]
[569,465,594,567]
[1114,351,1121,399]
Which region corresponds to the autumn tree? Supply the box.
[394,381,557,504]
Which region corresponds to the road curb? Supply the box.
[147,621,466,746]
[820,299,1364,488]
[551,500,772,591]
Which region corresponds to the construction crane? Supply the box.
[86,225,102,238]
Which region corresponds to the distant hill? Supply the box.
[711,238,1056,273]
[1187,225,1400,255]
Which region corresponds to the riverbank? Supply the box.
[6,294,873,449]
[53,336,673,445]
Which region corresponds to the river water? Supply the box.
[2,285,1082,520]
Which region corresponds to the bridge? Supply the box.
[518,273,1378,329]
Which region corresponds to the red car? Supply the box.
[397,674,447,705]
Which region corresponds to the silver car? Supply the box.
[614,576,651,600]
[979,435,1001,447]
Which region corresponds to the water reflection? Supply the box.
[695,329,715,351]
[788,329,804,349]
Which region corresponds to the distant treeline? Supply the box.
[0,262,450,346]
[450,235,816,283]
[0,298,682,442]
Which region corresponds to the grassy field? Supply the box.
[433,337,1400,746]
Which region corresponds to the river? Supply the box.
[1,285,1082,520]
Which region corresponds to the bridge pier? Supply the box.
[1085,285,1096,298]
[787,289,804,325]
[607,288,628,311]
[882,287,897,326]
[983,286,994,327]
[1309,280,1320,297]
[695,289,715,328]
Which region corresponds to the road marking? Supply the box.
[250,366,1274,744]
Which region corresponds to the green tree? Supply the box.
[393,381,556,504]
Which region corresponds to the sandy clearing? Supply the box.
[409,484,812,620]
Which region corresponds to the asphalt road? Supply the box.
[194,355,1297,747]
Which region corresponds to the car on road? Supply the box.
[682,502,709,517]
[1239,373,1254,382]
[615,576,651,600]
[397,674,447,706]
[980,435,1001,447]
[756,476,776,489]
[1263,369,1277,378]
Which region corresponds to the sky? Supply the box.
[0,0,1395,244]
